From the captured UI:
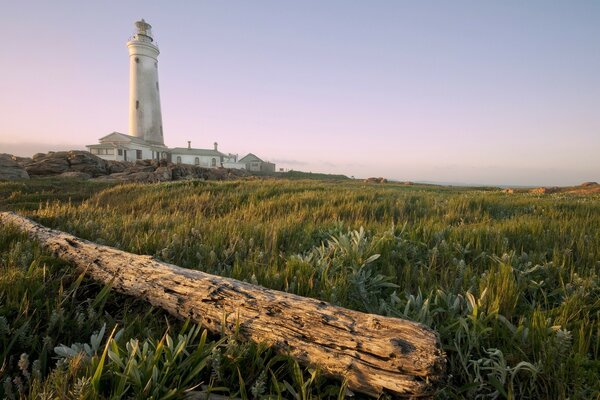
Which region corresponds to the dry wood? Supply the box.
[0,211,445,397]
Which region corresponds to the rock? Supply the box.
[109,171,158,183]
[58,171,92,179]
[24,151,107,177]
[206,168,228,180]
[124,164,155,173]
[106,161,127,174]
[365,177,387,184]
[12,156,33,167]
[530,187,560,194]
[0,153,29,180]
[135,159,153,167]
[66,151,107,176]
[580,182,598,187]
[25,152,70,176]
[154,166,172,181]
[170,164,193,180]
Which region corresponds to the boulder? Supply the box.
[135,159,154,167]
[12,156,33,167]
[124,164,155,173]
[206,168,228,180]
[109,171,157,183]
[365,177,387,184]
[170,164,194,180]
[530,187,560,194]
[25,152,70,176]
[66,151,108,176]
[106,161,128,174]
[154,166,172,181]
[0,153,29,180]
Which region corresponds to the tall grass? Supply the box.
[1,178,599,398]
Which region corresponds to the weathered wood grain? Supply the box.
[0,211,445,397]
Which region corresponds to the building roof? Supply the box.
[170,147,224,157]
[86,143,128,149]
[97,132,168,148]
[238,153,263,163]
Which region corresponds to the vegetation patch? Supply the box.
[1,178,599,398]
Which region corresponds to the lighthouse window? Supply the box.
[156,82,159,90]
[136,100,139,109]
[135,57,139,63]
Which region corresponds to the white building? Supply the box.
[170,142,226,168]
[88,132,167,162]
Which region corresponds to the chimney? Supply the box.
[214,142,218,151]
[187,141,191,149]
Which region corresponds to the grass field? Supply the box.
[1,178,599,399]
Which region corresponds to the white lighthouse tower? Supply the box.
[127,19,164,145]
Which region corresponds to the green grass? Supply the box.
[1,178,599,399]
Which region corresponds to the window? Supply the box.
[156,82,159,90]
[93,148,114,155]
[136,100,139,110]
[195,157,200,165]
[118,149,123,156]
[176,156,182,164]
[135,57,139,63]
[136,150,142,160]
[211,158,217,167]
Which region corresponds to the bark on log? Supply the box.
[0,212,446,397]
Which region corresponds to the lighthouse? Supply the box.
[87,19,273,172]
[127,19,164,145]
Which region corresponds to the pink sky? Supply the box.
[0,1,599,185]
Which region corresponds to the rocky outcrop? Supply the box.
[530,187,560,194]
[25,152,71,176]
[365,177,388,183]
[66,151,108,176]
[1,150,252,182]
[20,151,107,177]
[0,154,29,180]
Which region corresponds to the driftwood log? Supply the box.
[0,212,445,397]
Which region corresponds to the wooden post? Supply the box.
[0,212,445,397]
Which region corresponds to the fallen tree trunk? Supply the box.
[0,211,445,397]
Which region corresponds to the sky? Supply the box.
[0,1,599,186]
